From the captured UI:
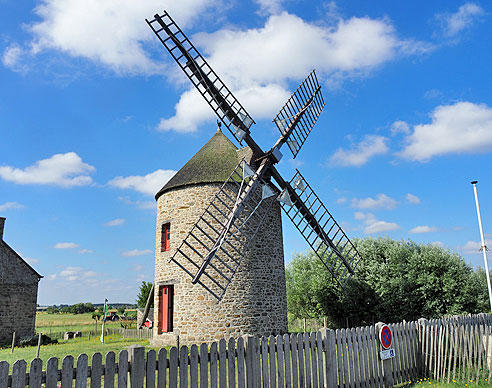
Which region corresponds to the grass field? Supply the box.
[35,311,129,335]
[0,334,155,371]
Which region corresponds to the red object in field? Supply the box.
[158,285,173,333]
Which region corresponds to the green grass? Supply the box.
[0,334,157,371]
[406,377,492,387]
[35,311,124,335]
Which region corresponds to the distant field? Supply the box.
[35,311,134,334]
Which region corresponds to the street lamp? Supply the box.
[471,181,492,312]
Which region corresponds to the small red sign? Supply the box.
[379,325,392,349]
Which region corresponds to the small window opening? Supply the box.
[161,222,171,252]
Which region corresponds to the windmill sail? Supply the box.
[170,160,277,300]
[280,170,362,287]
[147,12,255,144]
[272,70,325,158]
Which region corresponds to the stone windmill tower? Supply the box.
[146,11,364,346]
[152,129,287,346]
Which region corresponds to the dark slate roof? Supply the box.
[155,129,252,200]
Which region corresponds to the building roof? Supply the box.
[155,129,252,200]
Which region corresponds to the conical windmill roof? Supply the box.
[155,129,251,200]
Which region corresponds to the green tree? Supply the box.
[136,281,154,308]
[117,306,126,315]
[286,237,489,328]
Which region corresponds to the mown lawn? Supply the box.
[0,334,157,372]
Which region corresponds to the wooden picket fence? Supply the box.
[1,314,491,387]
[419,313,492,384]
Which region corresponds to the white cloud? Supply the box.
[1,43,28,72]
[122,249,153,257]
[108,169,176,196]
[54,242,79,249]
[336,197,347,204]
[390,120,410,135]
[330,135,389,167]
[457,239,492,254]
[105,218,125,227]
[25,257,39,265]
[118,196,156,210]
[79,249,93,254]
[406,193,421,204]
[58,266,99,281]
[0,152,95,187]
[17,0,221,75]
[351,194,397,210]
[437,3,484,38]
[254,0,283,15]
[0,202,24,212]
[398,102,492,161]
[409,225,438,234]
[354,212,400,234]
[158,84,290,133]
[430,241,444,248]
[160,12,431,132]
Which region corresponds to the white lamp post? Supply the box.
[471,180,492,312]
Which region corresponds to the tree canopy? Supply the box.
[136,281,154,308]
[286,237,489,328]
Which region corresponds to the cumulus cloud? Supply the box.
[437,3,484,38]
[398,102,492,161]
[390,120,410,135]
[118,196,156,210]
[54,242,79,249]
[2,43,29,72]
[354,212,400,234]
[457,239,492,254]
[25,257,39,265]
[336,197,347,204]
[108,169,176,196]
[330,135,389,167]
[58,266,98,281]
[254,0,283,15]
[79,249,93,254]
[406,193,421,204]
[0,202,24,212]
[409,225,438,234]
[160,12,431,132]
[0,152,95,187]
[105,218,125,227]
[9,0,220,75]
[351,194,397,210]
[122,249,153,257]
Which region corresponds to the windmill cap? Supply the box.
[471,180,478,184]
[155,129,253,200]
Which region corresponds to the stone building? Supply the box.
[151,129,288,346]
[0,217,42,344]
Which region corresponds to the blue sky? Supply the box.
[1,0,491,305]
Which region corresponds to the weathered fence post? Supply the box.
[128,345,145,388]
[417,318,428,378]
[375,322,394,388]
[244,335,260,388]
[320,328,337,387]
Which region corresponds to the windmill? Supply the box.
[146,11,363,303]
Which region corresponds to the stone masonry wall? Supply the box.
[152,183,287,346]
[0,241,40,344]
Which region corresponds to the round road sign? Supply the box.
[379,324,392,349]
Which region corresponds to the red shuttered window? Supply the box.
[161,223,171,252]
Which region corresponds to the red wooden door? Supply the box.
[159,285,173,333]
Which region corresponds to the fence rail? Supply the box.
[2,314,491,387]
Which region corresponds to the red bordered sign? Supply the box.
[379,324,392,349]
